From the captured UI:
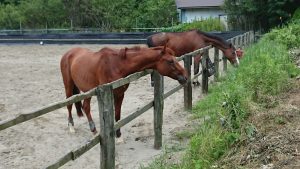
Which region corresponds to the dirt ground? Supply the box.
[218,79,300,169]
[0,44,219,169]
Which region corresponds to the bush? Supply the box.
[262,23,300,48]
[292,7,300,21]
[162,18,225,32]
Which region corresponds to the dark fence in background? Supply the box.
[0,31,246,45]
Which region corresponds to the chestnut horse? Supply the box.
[60,46,187,138]
[147,30,240,84]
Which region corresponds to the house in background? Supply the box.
[175,0,228,30]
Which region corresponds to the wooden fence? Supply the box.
[0,31,254,169]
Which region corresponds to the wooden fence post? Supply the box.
[232,37,236,47]
[201,50,209,94]
[214,47,219,81]
[183,55,192,110]
[248,32,251,45]
[153,70,164,149]
[97,85,115,169]
[245,33,247,46]
[250,31,254,43]
[242,35,245,47]
[235,37,238,47]
[237,36,241,47]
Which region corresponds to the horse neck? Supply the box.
[121,50,158,76]
[200,33,229,51]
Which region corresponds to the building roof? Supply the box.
[175,0,224,9]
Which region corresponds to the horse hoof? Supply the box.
[150,81,154,87]
[69,126,75,133]
[193,81,200,86]
[91,128,97,135]
[116,137,124,144]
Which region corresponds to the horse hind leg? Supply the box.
[82,98,97,134]
[61,58,78,133]
[73,85,84,117]
[65,85,76,133]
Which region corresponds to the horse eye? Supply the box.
[167,60,174,65]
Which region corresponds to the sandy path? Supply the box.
[0,44,221,169]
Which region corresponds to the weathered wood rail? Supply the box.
[0,31,254,169]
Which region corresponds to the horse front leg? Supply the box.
[114,94,124,136]
[193,54,201,86]
[150,72,154,87]
[113,85,129,144]
[83,98,97,134]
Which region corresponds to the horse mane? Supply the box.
[127,46,141,51]
[152,46,175,56]
[195,30,231,48]
[118,46,143,59]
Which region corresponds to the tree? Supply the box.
[0,3,23,29]
[0,0,179,30]
[223,0,300,32]
[133,0,178,28]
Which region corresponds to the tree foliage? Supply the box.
[0,0,178,31]
[223,0,300,31]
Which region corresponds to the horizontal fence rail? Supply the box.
[0,70,153,131]
[0,31,254,169]
[0,31,247,44]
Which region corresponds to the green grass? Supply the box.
[182,40,299,169]
[141,23,300,169]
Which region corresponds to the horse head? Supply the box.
[223,43,240,67]
[236,47,244,59]
[154,46,187,85]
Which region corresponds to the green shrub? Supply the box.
[162,18,225,32]
[262,23,300,48]
[292,7,300,21]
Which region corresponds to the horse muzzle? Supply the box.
[233,62,239,67]
[233,57,240,67]
[177,75,187,85]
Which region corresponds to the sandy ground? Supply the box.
[0,44,222,169]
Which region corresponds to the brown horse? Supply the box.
[60,45,187,138]
[147,29,240,84]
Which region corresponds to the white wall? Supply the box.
[181,8,225,23]
[179,8,228,30]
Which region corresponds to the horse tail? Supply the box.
[73,85,84,117]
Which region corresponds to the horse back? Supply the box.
[166,32,202,56]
